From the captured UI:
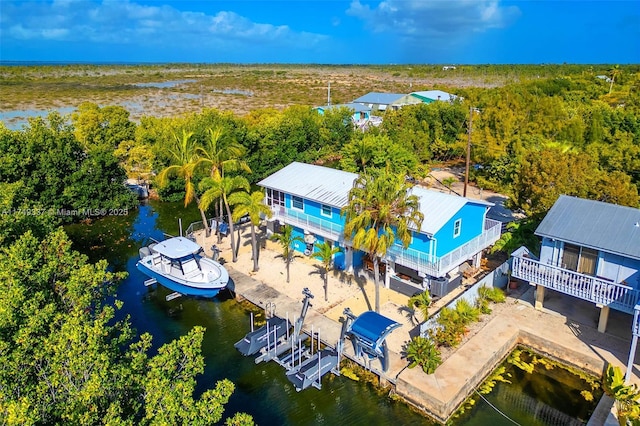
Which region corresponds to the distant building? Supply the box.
[596,75,612,83]
[442,66,457,71]
[314,103,371,122]
[352,92,415,112]
[410,90,460,104]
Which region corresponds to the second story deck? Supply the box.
[271,203,502,279]
[386,218,501,277]
[270,206,344,243]
[512,255,640,314]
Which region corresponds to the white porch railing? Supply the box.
[270,207,344,242]
[511,255,640,314]
[385,219,502,277]
[271,206,501,278]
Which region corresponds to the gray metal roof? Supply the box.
[535,195,640,260]
[258,162,358,208]
[409,186,492,236]
[352,92,407,105]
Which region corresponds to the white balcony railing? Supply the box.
[271,206,502,278]
[385,218,502,277]
[512,255,640,314]
[270,207,344,242]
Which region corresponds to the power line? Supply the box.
[475,390,522,426]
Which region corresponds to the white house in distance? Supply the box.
[258,162,502,299]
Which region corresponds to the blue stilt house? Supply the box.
[511,195,640,333]
[258,162,502,298]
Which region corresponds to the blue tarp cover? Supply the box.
[350,311,400,345]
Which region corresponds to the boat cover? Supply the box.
[349,311,401,352]
[152,237,201,259]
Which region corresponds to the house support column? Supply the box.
[384,261,393,289]
[534,285,545,310]
[598,305,610,333]
[625,306,640,383]
[345,247,353,274]
[472,252,482,268]
[626,334,638,383]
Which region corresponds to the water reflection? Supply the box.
[133,79,197,88]
[0,107,76,130]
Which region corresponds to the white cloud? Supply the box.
[347,0,520,41]
[1,0,327,51]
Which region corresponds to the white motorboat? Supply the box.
[136,236,229,298]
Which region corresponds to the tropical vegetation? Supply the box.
[342,167,424,313]
[270,224,304,283]
[311,241,343,302]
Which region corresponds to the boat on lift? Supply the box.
[137,236,229,298]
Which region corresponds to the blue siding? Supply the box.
[353,249,365,268]
[291,226,306,253]
[284,195,344,227]
[334,243,346,270]
[433,203,486,257]
[405,231,434,257]
[540,238,640,289]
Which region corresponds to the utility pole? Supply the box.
[327,81,331,106]
[464,106,472,197]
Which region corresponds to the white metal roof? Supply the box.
[258,162,358,208]
[259,162,494,236]
[153,237,201,259]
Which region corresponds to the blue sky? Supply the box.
[1,0,638,64]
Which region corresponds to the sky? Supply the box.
[0,0,638,64]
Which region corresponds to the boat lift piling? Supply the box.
[236,289,359,392]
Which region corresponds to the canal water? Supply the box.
[66,201,601,425]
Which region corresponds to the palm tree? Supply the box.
[270,224,304,283]
[196,127,251,240]
[407,291,431,322]
[228,190,272,272]
[199,175,250,262]
[156,130,210,233]
[608,64,621,94]
[442,176,457,194]
[353,136,374,173]
[312,241,342,302]
[342,167,424,313]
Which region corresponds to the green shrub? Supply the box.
[477,286,506,314]
[406,336,442,374]
[431,307,466,347]
[455,298,481,325]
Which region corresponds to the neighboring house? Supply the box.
[442,66,457,71]
[596,75,612,83]
[352,92,415,112]
[258,162,502,298]
[410,90,460,103]
[511,195,640,333]
[314,103,371,122]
